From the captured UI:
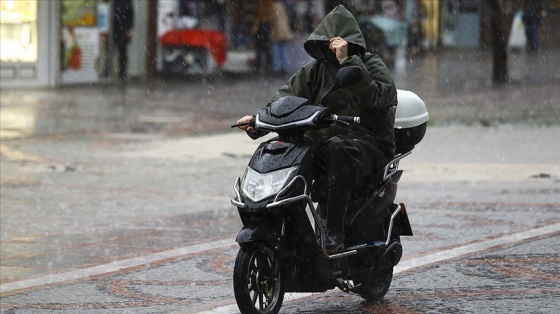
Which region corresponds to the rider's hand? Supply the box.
[237,115,256,132]
[329,37,348,64]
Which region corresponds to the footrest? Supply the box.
[346,241,386,251]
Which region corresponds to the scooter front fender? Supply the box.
[236,221,280,247]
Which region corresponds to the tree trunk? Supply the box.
[487,0,509,82]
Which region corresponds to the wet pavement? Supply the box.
[1,46,560,313]
[1,46,560,140]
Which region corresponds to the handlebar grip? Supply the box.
[231,115,256,128]
[331,114,361,124]
[230,121,253,128]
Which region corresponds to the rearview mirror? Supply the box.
[332,66,363,90]
[320,66,364,103]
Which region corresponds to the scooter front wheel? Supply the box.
[233,244,285,314]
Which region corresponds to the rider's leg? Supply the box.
[324,138,362,252]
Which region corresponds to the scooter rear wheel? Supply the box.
[233,244,285,314]
[354,267,393,302]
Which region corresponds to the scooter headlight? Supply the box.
[241,166,297,202]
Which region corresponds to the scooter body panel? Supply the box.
[235,221,280,247]
[248,138,315,176]
[236,137,407,290]
[346,171,402,246]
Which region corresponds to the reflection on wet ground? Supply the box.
[1,47,559,140]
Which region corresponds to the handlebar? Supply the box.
[328,114,361,125]
[230,113,360,130]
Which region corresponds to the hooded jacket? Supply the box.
[269,5,397,170]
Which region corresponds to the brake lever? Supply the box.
[230,122,253,128]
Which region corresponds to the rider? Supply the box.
[237,5,397,252]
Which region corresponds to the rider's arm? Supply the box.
[338,54,397,110]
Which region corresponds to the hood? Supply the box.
[304,5,366,62]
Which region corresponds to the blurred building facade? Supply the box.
[0,0,151,88]
[1,0,559,88]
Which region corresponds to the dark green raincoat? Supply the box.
[269,5,397,173]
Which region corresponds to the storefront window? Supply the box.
[0,0,38,62]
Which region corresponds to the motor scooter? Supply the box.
[230,66,428,314]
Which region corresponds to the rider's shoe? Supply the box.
[325,230,345,253]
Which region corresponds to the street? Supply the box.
[1,47,560,313]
